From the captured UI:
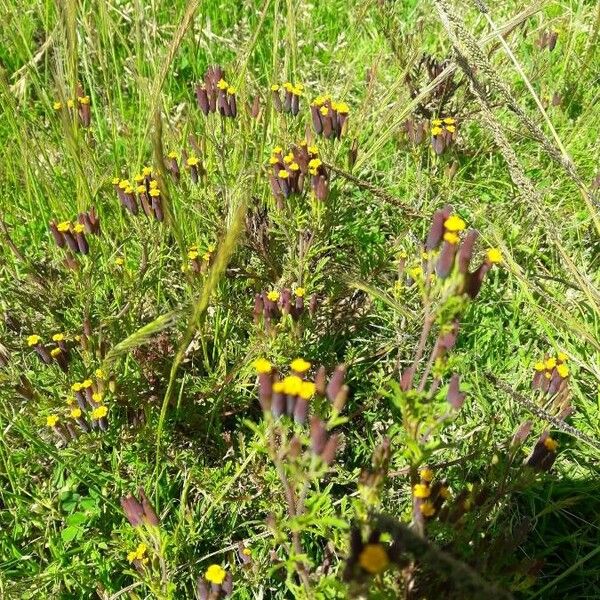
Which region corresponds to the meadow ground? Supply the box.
[0,0,599,598]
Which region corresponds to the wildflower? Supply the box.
[444,214,466,232]
[419,468,434,482]
[27,335,41,347]
[431,116,457,154]
[358,544,389,574]
[205,564,226,585]
[53,101,62,110]
[127,542,148,565]
[253,358,272,374]
[91,405,107,419]
[70,408,82,419]
[525,432,558,471]
[46,415,59,428]
[311,95,349,139]
[272,81,302,115]
[149,188,164,222]
[76,85,91,127]
[295,287,305,297]
[486,248,503,264]
[290,358,311,373]
[186,156,201,184]
[267,290,280,302]
[556,364,569,378]
[165,151,180,182]
[115,257,124,266]
[420,502,436,517]
[120,488,160,527]
[413,484,430,498]
[403,118,428,145]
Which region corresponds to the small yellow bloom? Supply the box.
[556,364,569,378]
[242,547,251,556]
[278,170,289,179]
[319,106,329,116]
[272,146,283,154]
[115,257,125,266]
[534,361,545,372]
[207,244,215,253]
[188,250,199,260]
[112,177,121,185]
[295,287,305,297]
[299,381,316,400]
[187,156,199,166]
[142,167,152,176]
[70,408,82,419]
[71,382,82,392]
[444,215,466,232]
[81,379,93,389]
[91,405,108,420]
[272,381,285,393]
[308,158,322,170]
[52,333,65,342]
[92,392,103,403]
[282,375,303,396]
[308,145,319,155]
[269,156,279,165]
[217,79,228,90]
[253,358,272,374]
[202,252,211,262]
[167,151,178,159]
[408,265,423,279]
[290,358,311,373]
[446,124,456,133]
[557,352,568,362]
[419,468,434,482]
[440,486,451,499]
[53,101,63,110]
[283,152,294,164]
[78,95,90,105]
[27,334,41,346]
[95,369,106,379]
[443,117,456,124]
[128,543,148,563]
[205,564,226,585]
[358,543,389,574]
[544,437,558,452]
[545,357,557,370]
[46,415,59,428]
[283,82,293,91]
[50,347,61,358]
[267,290,280,301]
[73,223,85,234]
[271,84,280,92]
[420,501,436,517]
[431,118,443,126]
[149,189,160,197]
[413,483,430,498]
[149,180,159,189]
[443,231,459,245]
[227,86,236,95]
[335,101,349,114]
[66,99,74,108]
[431,126,443,136]
[118,179,130,189]
[289,162,300,171]
[124,186,134,195]
[486,248,503,264]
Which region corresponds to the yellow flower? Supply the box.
[73,223,85,234]
[556,364,569,378]
[82,379,93,388]
[70,408,82,419]
[534,361,545,372]
[52,333,65,342]
[443,231,459,245]
[557,352,568,362]
[486,248,503,264]
[27,334,41,346]
[408,265,423,279]
[272,381,285,393]
[91,405,108,420]
[431,118,443,126]
[431,126,443,136]
[278,170,289,179]
[308,158,322,170]
[270,84,280,92]
[358,543,389,574]
[295,287,305,297]
[71,382,82,392]
[207,244,215,253]
[283,152,294,164]
[272,146,283,154]
[253,358,272,374]
[444,215,466,232]
[142,166,152,176]
[118,179,130,189]
[112,177,121,185]
[269,156,279,165]
[57,221,71,232]
[289,162,300,171]
[202,252,211,262]
[319,106,329,116]
[446,125,456,133]
[242,547,251,556]
[149,180,159,190]
[419,468,434,482]
[50,347,61,358]
[217,79,228,90]
[124,186,134,195]
[53,101,62,110]
[545,357,557,370]
[283,82,293,91]
[440,486,451,499]
[413,483,430,498]
[115,257,125,266]
[299,381,316,400]
[205,564,227,585]
[92,392,103,403]
[46,415,59,428]
[66,99,74,108]
[335,101,350,114]
[149,189,160,197]
[167,151,178,159]
[187,156,199,166]
[282,375,303,395]
[128,543,148,563]
[308,145,319,155]
[420,501,436,517]
[443,117,456,124]
[78,95,90,105]
[544,437,558,452]
[290,358,311,373]
[188,250,199,260]
[227,86,237,95]
[96,368,106,379]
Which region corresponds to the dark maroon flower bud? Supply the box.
[253,294,264,323]
[291,93,299,116]
[120,495,145,527]
[196,85,210,115]
[283,89,292,113]
[49,221,65,247]
[139,190,153,218]
[151,192,164,222]
[272,89,282,112]
[310,417,327,455]
[457,230,478,274]
[280,288,292,316]
[313,175,329,201]
[271,389,284,418]
[228,92,237,118]
[74,415,90,433]
[139,488,160,526]
[34,344,52,365]
[222,572,233,595]
[258,372,272,411]
[286,394,296,417]
[463,262,491,298]
[548,30,558,51]
[348,138,359,170]
[436,240,457,278]
[326,365,346,403]
[75,230,89,255]
[311,105,323,134]
[315,366,327,396]
[511,420,532,447]
[249,95,260,119]
[525,432,557,471]
[309,293,318,317]
[52,348,69,372]
[400,367,413,391]
[294,397,308,425]
[322,112,333,139]
[551,91,562,107]
[446,374,465,409]
[425,209,447,251]
[197,579,209,600]
[321,433,339,465]
[63,230,79,253]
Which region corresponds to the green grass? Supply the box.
[1,0,599,598]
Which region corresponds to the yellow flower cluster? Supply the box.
[431,116,456,136]
[127,543,148,564]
